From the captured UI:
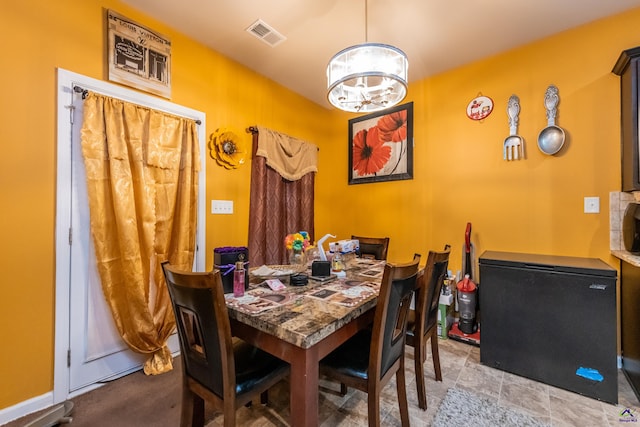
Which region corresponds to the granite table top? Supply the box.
[225,258,385,349]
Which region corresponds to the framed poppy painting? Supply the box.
[348,102,413,185]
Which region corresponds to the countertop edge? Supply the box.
[612,250,640,267]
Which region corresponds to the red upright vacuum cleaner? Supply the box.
[448,222,481,345]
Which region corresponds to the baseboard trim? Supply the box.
[0,392,53,425]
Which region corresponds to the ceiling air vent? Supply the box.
[246,19,286,47]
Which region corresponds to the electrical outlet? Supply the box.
[211,200,233,214]
[584,197,600,214]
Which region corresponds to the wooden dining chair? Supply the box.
[161,262,290,427]
[406,245,451,410]
[351,235,390,260]
[319,257,420,426]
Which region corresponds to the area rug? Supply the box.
[432,388,548,427]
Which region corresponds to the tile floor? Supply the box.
[206,338,640,426]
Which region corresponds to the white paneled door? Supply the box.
[55,69,206,400]
[67,87,147,391]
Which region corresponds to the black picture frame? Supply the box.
[348,102,413,185]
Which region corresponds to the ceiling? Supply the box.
[121,0,640,109]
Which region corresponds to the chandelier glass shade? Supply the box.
[327,42,408,113]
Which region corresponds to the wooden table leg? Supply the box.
[229,308,376,426]
[288,346,320,427]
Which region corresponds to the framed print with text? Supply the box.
[107,10,172,99]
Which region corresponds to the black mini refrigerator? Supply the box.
[479,251,618,403]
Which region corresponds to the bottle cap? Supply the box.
[236,253,245,270]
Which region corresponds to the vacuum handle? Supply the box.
[465,223,472,253]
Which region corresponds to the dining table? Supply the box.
[225,256,386,427]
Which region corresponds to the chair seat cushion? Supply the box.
[320,329,371,381]
[233,340,289,396]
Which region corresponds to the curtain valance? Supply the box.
[256,126,318,181]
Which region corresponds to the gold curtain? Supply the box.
[80,92,200,375]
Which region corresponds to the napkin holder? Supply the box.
[311,260,331,277]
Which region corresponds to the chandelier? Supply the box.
[326,0,408,113]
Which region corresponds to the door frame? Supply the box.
[54,68,206,404]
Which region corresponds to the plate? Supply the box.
[466,95,493,121]
[250,264,305,279]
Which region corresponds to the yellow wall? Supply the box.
[0,0,333,410]
[324,10,640,273]
[2,0,640,414]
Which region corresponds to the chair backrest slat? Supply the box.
[351,235,390,261]
[371,258,420,379]
[417,246,451,334]
[162,262,233,399]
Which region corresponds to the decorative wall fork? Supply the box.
[503,95,525,161]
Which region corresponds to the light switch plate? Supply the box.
[584,196,600,214]
[211,199,233,214]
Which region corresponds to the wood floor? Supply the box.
[5,339,640,426]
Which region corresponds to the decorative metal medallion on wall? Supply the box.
[209,128,247,169]
[466,94,494,122]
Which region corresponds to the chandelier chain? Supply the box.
[364,0,368,43]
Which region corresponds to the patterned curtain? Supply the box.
[247,127,317,266]
[80,92,200,375]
